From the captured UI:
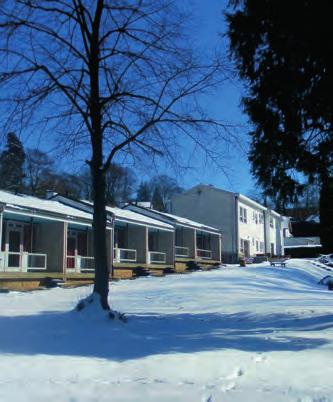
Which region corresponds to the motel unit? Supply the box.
[52,195,175,278]
[0,190,110,285]
[124,204,222,271]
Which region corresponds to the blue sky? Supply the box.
[174,0,254,194]
[4,0,255,196]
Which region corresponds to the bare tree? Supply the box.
[0,0,229,311]
[25,149,54,196]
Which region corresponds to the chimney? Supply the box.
[45,190,58,200]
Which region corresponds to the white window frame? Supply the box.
[269,217,274,228]
[239,206,248,224]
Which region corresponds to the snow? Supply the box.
[79,198,174,230]
[0,189,93,222]
[1,259,333,401]
[107,206,174,230]
[139,207,221,233]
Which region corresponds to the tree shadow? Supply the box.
[0,310,331,362]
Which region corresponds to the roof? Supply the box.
[52,196,173,230]
[0,190,93,223]
[173,184,281,217]
[284,236,322,248]
[125,204,221,234]
[106,205,174,230]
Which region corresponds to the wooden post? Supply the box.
[145,226,149,266]
[62,222,68,281]
[194,229,197,261]
[108,227,113,279]
[218,234,222,263]
[172,229,175,269]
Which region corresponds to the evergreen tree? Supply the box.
[226,0,333,251]
[0,132,26,193]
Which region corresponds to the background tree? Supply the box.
[25,149,55,196]
[226,0,333,251]
[105,164,136,206]
[150,175,183,210]
[136,174,183,210]
[0,0,227,311]
[151,186,165,211]
[0,132,25,193]
[136,181,152,203]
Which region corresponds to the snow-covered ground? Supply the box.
[1,259,333,402]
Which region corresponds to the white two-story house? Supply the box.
[170,184,284,262]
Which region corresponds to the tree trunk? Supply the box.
[91,159,110,310]
[319,176,333,253]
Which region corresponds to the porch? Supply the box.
[148,227,174,275]
[65,225,95,273]
[0,216,63,273]
[174,227,221,271]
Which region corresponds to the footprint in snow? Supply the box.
[221,382,236,393]
[226,367,244,380]
[253,354,267,363]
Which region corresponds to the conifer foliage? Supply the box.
[226,0,333,251]
[0,133,26,193]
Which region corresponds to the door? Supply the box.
[244,240,250,258]
[7,227,22,269]
[67,235,76,269]
[270,243,275,256]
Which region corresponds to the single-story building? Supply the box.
[52,195,175,278]
[283,236,322,258]
[124,204,222,271]
[0,190,113,285]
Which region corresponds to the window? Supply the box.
[260,242,264,253]
[149,229,160,251]
[269,217,274,228]
[252,238,255,246]
[115,223,129,249]
[256,240,259,252]
[253,211,258,224]
[196,231,211,250]
[259,213,264,224]
[175,227,185,247]
[240,239,250,256]
[239,206,247,223]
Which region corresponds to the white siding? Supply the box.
[237,199,266,257]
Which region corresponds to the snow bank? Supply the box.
[1,259,333,401]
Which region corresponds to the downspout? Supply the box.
[234,195,239,263]
[263,210,268,255]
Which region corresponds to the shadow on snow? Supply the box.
[1,309,332,361]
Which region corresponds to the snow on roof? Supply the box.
[306,214,320,223]
[0,190,93,222]
[79,199,173,229]
[126,205,221,233]
[151,210,220,233]
[106,206,174,230]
